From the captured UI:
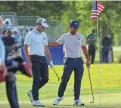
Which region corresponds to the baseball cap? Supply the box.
[3,18,12,26]
[12,28,19,33]
[70,20,79,28]
[36,18,49,27]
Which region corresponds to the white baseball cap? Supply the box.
[36,18,49,27]
[12,28,19,33]
[3,18,12,26]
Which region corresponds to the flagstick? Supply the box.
[96,18,101,108]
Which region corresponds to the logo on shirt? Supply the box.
[43,38,46,40]
[78,38,80,40]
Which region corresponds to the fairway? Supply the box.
[0,64,121,108]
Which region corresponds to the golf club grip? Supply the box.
[45,56,60,81]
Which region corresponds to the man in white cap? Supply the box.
[24,18,53,107]
[3,18,12,30]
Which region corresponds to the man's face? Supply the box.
[37,24,45,32]
[92,29,96,34]
[6,21,9,25]
[13,31,17,35]
[70,27,78,34]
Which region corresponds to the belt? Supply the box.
[30,54,45,58]
[30,55,46,63]
[66,57,82,60]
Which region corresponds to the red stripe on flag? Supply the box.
[91,0,105,21]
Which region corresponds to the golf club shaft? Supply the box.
[51,67,60,81]
[45,56,60,81]
[87,67,94,103]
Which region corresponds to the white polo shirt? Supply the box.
[24,29,48,56]
[57,32,85,58]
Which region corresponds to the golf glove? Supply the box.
[49,60,54,68]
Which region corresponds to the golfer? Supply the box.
[48,20,90,106]
[24,18,53,107]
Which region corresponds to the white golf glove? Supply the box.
[49,60,54,68]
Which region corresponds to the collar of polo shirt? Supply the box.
[33,29,42,34]
[69,32,78,36]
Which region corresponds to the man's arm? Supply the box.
[86,34,97,43]
[86,38,97,43]
[48,35,64,46]
[48,42,60,47]
[82,45,90,67]
[23,44,32,68]
[44,45,54,68]
[44,45,52,61]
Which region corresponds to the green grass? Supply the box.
[0,64,121,108]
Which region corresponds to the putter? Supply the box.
[45,56,60,81]
[51,67,60,81]
[87,66,94,103]
[47,58,60,81]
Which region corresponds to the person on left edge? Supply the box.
[24,18,53,107]
[0,16,32,108]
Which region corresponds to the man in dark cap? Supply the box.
[48,20,90,106]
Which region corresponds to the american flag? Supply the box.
[91,0,105,20]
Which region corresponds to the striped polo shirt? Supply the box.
[57,32,85,58]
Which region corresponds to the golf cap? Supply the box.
[70,20,79,29]
[36,18,49,27]
[3,18,12,26]
[12,28,19,33]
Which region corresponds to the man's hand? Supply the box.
[82,45,90,68]
[86,59,90,69]
[49,60,54,68]
[0,63,7,77]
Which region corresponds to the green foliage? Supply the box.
[0,1,121,44]
[0,1,64,21]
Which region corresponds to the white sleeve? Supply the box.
[24,33,32,46]
[56,35,65,45]
[82,35,86,46]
